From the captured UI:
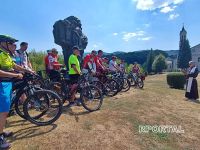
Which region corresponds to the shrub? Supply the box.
[152,54,167,73]
[167,72,186,89]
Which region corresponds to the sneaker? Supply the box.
[3,131,13,138]
[0,135,11,149]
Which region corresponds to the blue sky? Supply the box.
[0,0,199,53]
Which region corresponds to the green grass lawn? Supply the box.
[6,74,200,150]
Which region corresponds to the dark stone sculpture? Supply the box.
[53,16,88,69]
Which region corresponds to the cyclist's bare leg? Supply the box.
[69,84,78,102]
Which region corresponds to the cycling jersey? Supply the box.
[47,54,60,70]
[83,54,91,68]
[94,56,103,68]
[0,48,15,71]
[0,48,14,112]
[68,54,81,75]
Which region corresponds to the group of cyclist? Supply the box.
[0,35,35,149]
[0,34,142,149]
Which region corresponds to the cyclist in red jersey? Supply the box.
[83,50,96,67]
[95,50,106,73]
[44,49,52,73]
[46,48,63,81]
[82,50,97,74]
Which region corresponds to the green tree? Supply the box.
[146,48,154,73]
[127,64,133,73]
[177,39,191,69]
[28,49,46,71]
[152,54,167,73]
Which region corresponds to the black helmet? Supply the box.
[0,35,18,43]
[72,46,80,51]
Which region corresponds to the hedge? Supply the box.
[167,72,186,89]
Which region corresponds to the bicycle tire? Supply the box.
[23,90,63,126]
[81,85,103,112]
[121,78,131,92]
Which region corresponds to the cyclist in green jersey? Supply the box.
[0,35,34,149]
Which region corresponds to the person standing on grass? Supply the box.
[184,61,199,100]
[46,48,63,81]
[68,46,82,106]
[0,35,34,149]
[15,42,32,70]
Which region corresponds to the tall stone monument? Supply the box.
[53,16,88,69]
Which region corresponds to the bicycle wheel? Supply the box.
[91,81,106,95]
[137,78,144,89]
[48,81,70,106]
[14,86,42,119]
[121,78,131,92]
[113,77,123,92]
[23,90,63,126]
[14,87,31,119]
[81,85,103,112]
[104,79,119,97]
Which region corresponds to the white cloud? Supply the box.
[138,36,152,41]
[122,30,148,41]
[168,13,180,20]
[160,5,177,13]
[123,32,137,41]
[132,0,184,11]
[113,33,118,36]
[173,0,184,4]
[160,6,173,13]
[133,0,154,10]
[137,30,145,36]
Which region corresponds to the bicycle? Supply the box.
[48,70,104,112]
[10,73,63,126]
[128,72,144,89]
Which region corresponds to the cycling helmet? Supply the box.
[72,46,80,51]
[0,35,18,43]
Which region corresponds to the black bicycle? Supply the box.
[10,73,63,126]
[48,70,103,112]
[112,71,131,92]
[128,72,144,89]
[89,72,120,97]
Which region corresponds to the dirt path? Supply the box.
[6,74,200,150]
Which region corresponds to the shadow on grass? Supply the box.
[6,119,30,128]
[8,124,57,143]
[62,105,91,122]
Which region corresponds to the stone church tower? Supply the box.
[177,25,192,69]
[179,26,187,50]
[166,26,200,71]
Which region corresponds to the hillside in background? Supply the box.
[104,49,170,65]
[30,49,178,71]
